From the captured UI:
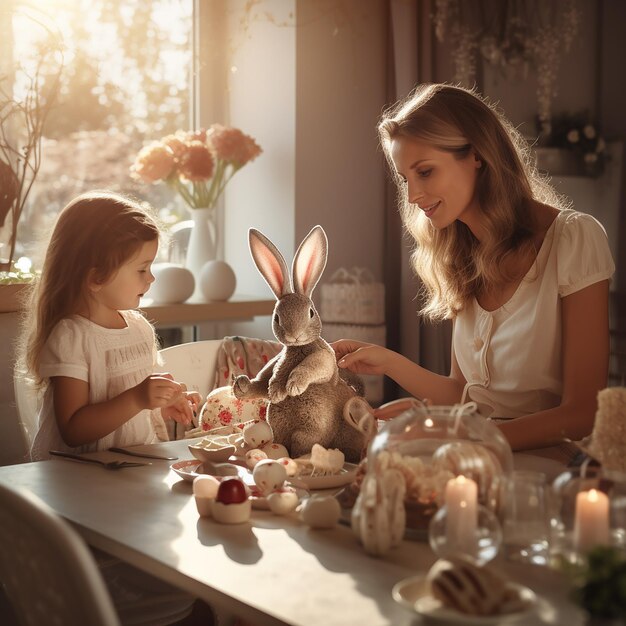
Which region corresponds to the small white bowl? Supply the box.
[188,443,236,464]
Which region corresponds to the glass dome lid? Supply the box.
[369,401,513,472]
[365,401,513,522]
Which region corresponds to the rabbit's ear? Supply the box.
[249,228,292,298]
[292,225,327,298]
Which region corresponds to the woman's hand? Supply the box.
[331,339,393,376]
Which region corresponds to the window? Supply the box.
[2,0,193,268]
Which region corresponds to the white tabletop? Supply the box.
[0,441,585,626]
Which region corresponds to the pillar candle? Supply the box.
[445,475,478,552]
[574,488,610,553]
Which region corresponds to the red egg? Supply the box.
[216,478,248,504]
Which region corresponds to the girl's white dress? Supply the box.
[31,309,167,460]
[454,209,615,418]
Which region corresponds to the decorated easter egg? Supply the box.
[252,459,287,495]
[299,495,341,529]
[216,477,248,504]
[276,457,298,477]
[267,490,300,515]
[212,477,252,524]
[192,475,220,498]
[262,442,289,460]
[245,448,268,469]
[243,420,273,449]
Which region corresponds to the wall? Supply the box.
[210,0,388,340]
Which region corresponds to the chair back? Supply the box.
[0,483,120,626]
[158,339,223,400]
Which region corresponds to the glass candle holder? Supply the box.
[551,461,626,565]
[428,503,502,564]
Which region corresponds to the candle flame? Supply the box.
[424,418,434,428]
[588,489,599,502]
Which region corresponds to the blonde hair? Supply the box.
[20,191,160,384]
[378,83,566,320]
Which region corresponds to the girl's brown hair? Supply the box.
[378,83,566,320]
[21,191,160,383]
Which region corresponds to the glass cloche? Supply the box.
[349,401,513,548]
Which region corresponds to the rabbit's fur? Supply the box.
[232,226,371,462]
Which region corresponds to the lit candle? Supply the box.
[445,475,478,552]
[574,489,610,553]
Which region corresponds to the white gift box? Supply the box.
[320,267,385,325]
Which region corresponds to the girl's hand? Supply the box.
[162,390,201,425]
[331,339,392,376]
[136,374,184,409]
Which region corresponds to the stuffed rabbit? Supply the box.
[232,225,374,462]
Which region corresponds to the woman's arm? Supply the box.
[332,339,465,406]
[497,280,610,450]
[52,373,188,447]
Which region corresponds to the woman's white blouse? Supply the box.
[30,309,165,460]
[454,209,615,418]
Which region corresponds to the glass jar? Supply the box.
[551,461,626,565]
[358,401,513,541]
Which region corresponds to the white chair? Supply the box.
[0,482,120,626]
[158,339,223,400]
[158,339,223,440]
[11,363,42,464]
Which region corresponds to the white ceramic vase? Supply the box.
[185,207,217,302]
[148,263,195,304]
[200,260,237,301]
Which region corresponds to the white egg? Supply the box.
[267,490,300,515]
[192,475,220,498]
[245,448,268,469]
[299,495,341,529]
[252,459,287,495]
[276,457,298,477]
[243,420,273,448]
[261,442,289,460]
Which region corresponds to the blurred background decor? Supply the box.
[431,0,582,138]
[536,111,608,178]
[130,125,261,301]
[0,6,62,281]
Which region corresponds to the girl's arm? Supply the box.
[52,374,186,447]
[497,280,610,450]
[332,339,465,406]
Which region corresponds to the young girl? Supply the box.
[333,83,615,455]
[22,190,200,460]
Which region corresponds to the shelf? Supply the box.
[139,295,275,327]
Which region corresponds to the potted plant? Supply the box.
[0,15,62,311]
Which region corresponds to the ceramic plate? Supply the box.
[170,460,254,486]
[392,575,537,625]
[290,463,358,490]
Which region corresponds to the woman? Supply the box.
[333,83,614,453]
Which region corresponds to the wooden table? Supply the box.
[0,441,585,626]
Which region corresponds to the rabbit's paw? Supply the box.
[286,373,310,397]
[268,381,288,403]
[233,375,251,398]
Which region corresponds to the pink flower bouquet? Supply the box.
[130,125,262,209]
